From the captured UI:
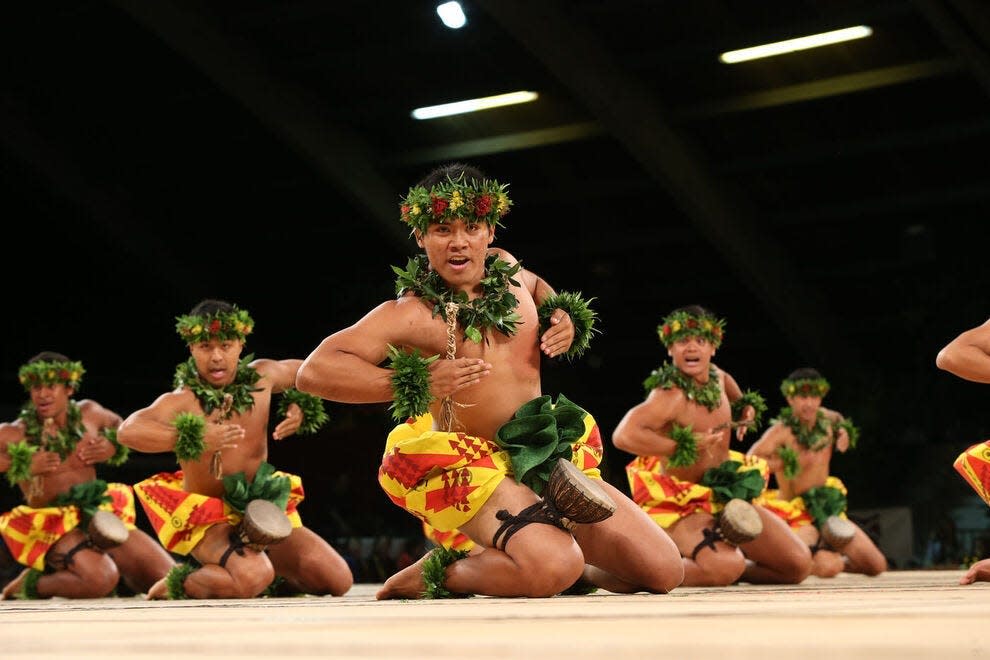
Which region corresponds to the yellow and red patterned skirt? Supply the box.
[0,482,137,571]
[954,440,990,506]
[756,475,848,529]
[625,450,768,529]
[133,469,304,556]
[384,409,605,551]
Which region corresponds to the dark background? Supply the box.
[2,1,989,568]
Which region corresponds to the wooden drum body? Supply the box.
[236,499,293,550]
[544,458,617,530]
[718,498,763,546]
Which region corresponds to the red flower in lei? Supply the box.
[431,196,449,215]
[209,319,222,335]
[474,194,492,216]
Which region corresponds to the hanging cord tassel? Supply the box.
[29,418,57,500]
[211,393,234,479]
[438,302,459,432]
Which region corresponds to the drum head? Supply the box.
[243,499,293,542]
[719,498,763,545]
[821,515,856,549]
[88,510,129,549]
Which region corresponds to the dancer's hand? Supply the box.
[540,309,574,358]
[429,358,491,397]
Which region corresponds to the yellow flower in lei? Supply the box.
[780,377,830,399]
[399,172,512,234]
[657,310,726,348]
[175,308,254,345]
[18,360,86,391]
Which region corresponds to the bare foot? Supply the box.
[1,569,30,600]
[376,557,427,600]
[146,576,169,600]
[811,549,845,578]
[959,558,990,585]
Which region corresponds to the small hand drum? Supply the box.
[718,498,763,546]
[237,499,292,550]
[87,510,130,549]
[820,515,856,551]
[544,458,617,530]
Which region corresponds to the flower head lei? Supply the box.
[780,377,830,399]
[18,360,85,392]
[657,310,725,348]
[176,308,254,345]
[399,172,512,235]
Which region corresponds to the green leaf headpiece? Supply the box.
[780,377,830,399]
[175,308,254,345]
[18,360,85,392]
[399,172,512,234]
[657,310,725,348]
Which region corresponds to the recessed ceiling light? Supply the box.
[437,2,466,29]
[720,26,873,64]
[412,91,538,120]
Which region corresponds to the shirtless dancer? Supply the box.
[297,162,683,598]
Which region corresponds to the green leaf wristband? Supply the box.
[387,345,438,422]
[173,412,207,462]
[277,388,329,435]
[836,418,860,449]
[777,446,800,479]
[537,291,600,360]
[732,390,768,430]
[5,441,37,486]
[668,424,699,468]
[101,427,130,466]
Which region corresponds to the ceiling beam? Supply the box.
[680,59,959,117]
[399,58,956,164]
[108,0,409,252]
[393,122,603,165]
[478,0,848,365]
[0,105,195,290]
[915,0,990,97]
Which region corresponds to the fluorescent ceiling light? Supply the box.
[436,2,466,29]
[720,26,873,64]
[412,91,538,120]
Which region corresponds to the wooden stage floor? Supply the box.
[1,570,985,659]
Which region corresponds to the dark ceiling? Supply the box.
[3,1,989,541]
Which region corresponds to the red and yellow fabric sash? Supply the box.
[386,407,603,549]
[625,450,768,529]
[756,475,848,529]
[954,440,990,506]
[133,469,303,556]
[0,482,136,571]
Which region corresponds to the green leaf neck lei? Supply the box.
[18,401,85,460]
[643,362,722,411]
[173,356,262,416]
[393,253,522,343]
[776,407,831,450]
